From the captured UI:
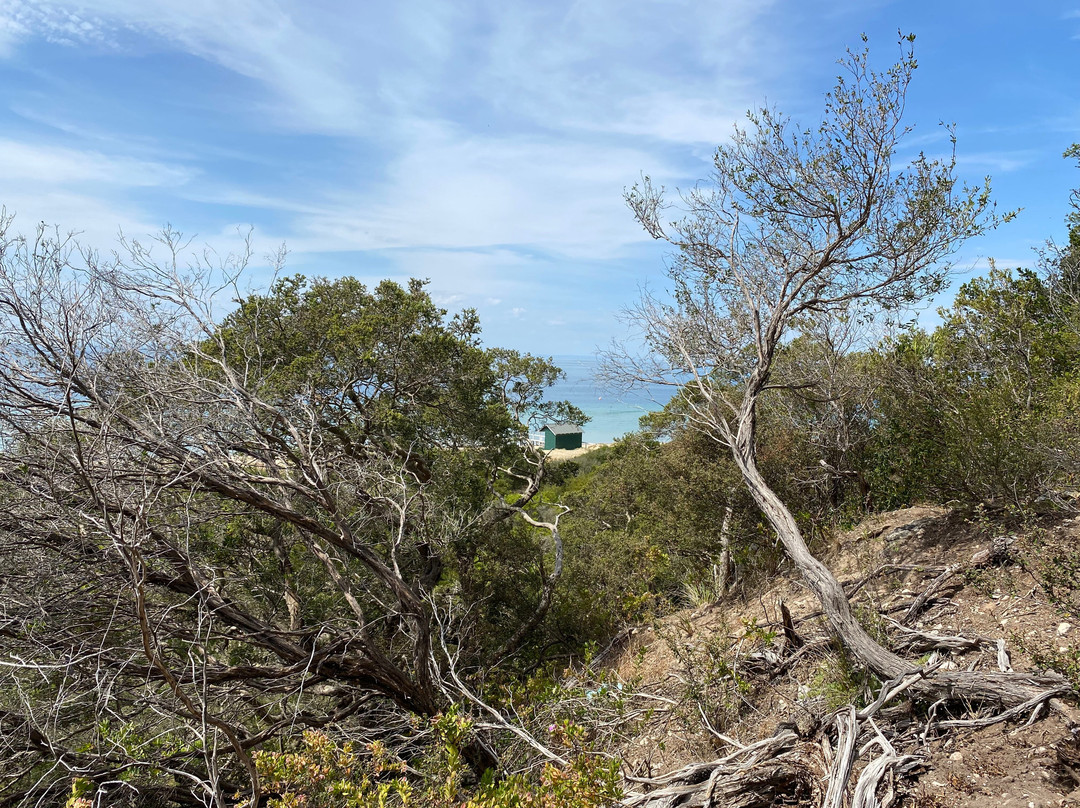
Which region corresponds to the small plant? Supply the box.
[854,603,889,645]
[64,779,94,808]
[662,629,750,734]
[243,716,622,808]
[739,616,777,647]
[682,562,729,607]
[1012,631,1080,692]
[1016,526,1080,620]
[807,645,879,710]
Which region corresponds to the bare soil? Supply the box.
[602,506,1080,806]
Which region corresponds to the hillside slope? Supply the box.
[597,506,1080,807]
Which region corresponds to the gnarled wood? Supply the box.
[732,443,1068,706]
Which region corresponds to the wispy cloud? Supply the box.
[1,0,366,131]
[0,138,193,244]
[0,0,1072,356]
[0,0,779,273]
[956,150,1039,173]
[0,139,192,186]
[282,129,670,260]
[0,0,776,143]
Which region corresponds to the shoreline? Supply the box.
[543,443,612,461]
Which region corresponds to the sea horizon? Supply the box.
[544,355,675,444]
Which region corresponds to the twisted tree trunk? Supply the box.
[729,420,1067,707]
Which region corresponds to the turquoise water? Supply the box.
[545,356,675,444]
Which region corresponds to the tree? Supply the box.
[861,147,1080,510]
[0,220,578,805]
[1046,144,1080,324]
[607,36,1065,704]
[876,266,1079,506]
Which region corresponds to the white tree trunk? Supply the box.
[718,505,734,597]
[729,439,1067,705]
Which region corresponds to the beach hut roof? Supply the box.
[541,423,582,435]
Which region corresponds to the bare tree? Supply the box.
[0,217,572,805]
[606,37,1066,705]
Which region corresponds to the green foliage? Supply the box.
[1012,521,1080,620]
[1013,633,1080,694]
[214,275,532,466]
[244,716,621,808]
[808,646,879,710]
[0,259,600,804]
[682,565,727,608]
[661,626,752,733]
[64,779,93,808]
[865,263,1080,507]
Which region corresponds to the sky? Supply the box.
[0,1,1076,355]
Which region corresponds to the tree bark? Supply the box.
[717,505,734,597]
[729,439,1067,705]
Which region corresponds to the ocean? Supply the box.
[544,355,675,444]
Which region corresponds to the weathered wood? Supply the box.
[622,731,804,808]
[822,706,859,808]
[886,620,988,654]
[997,638,1013,673]
[851,751,924,808]
[780,600,803,650]
[900,563,961,625]
[729,445,1068,706]
[717,504,735,597]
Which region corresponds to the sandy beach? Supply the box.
[543,443,611,461]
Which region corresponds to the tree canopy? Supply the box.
[609,35,1063,704]
[0,223,581,804]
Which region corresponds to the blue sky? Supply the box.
[0,1,1077,355]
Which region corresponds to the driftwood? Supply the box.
[620,565,1074,808]
[822,707,859,808]
[622,730,813,808]
[886,620,989,654]
[901,563,962,626]
[624,668,937,808]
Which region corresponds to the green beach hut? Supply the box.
[541,423,583,450]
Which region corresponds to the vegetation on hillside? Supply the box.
[2,38,1080,808]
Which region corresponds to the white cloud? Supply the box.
[0,0,841,354]
[0,139,192,186]
[277,127,677,260]
[956,150,1038,173]
[0,0,778,144]
[0,187,156,247]
[0,0,787,264]
[0,0,366,131]
[472,0,775,143]
[0,138,195,246]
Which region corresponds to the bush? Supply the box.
[241,714,622,808]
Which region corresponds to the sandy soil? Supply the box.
[598,506,1080,805]
[544,444,612,461]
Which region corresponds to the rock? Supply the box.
[1059,623,1073,636]
[950,751,965,762]
[885,518,934,543]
